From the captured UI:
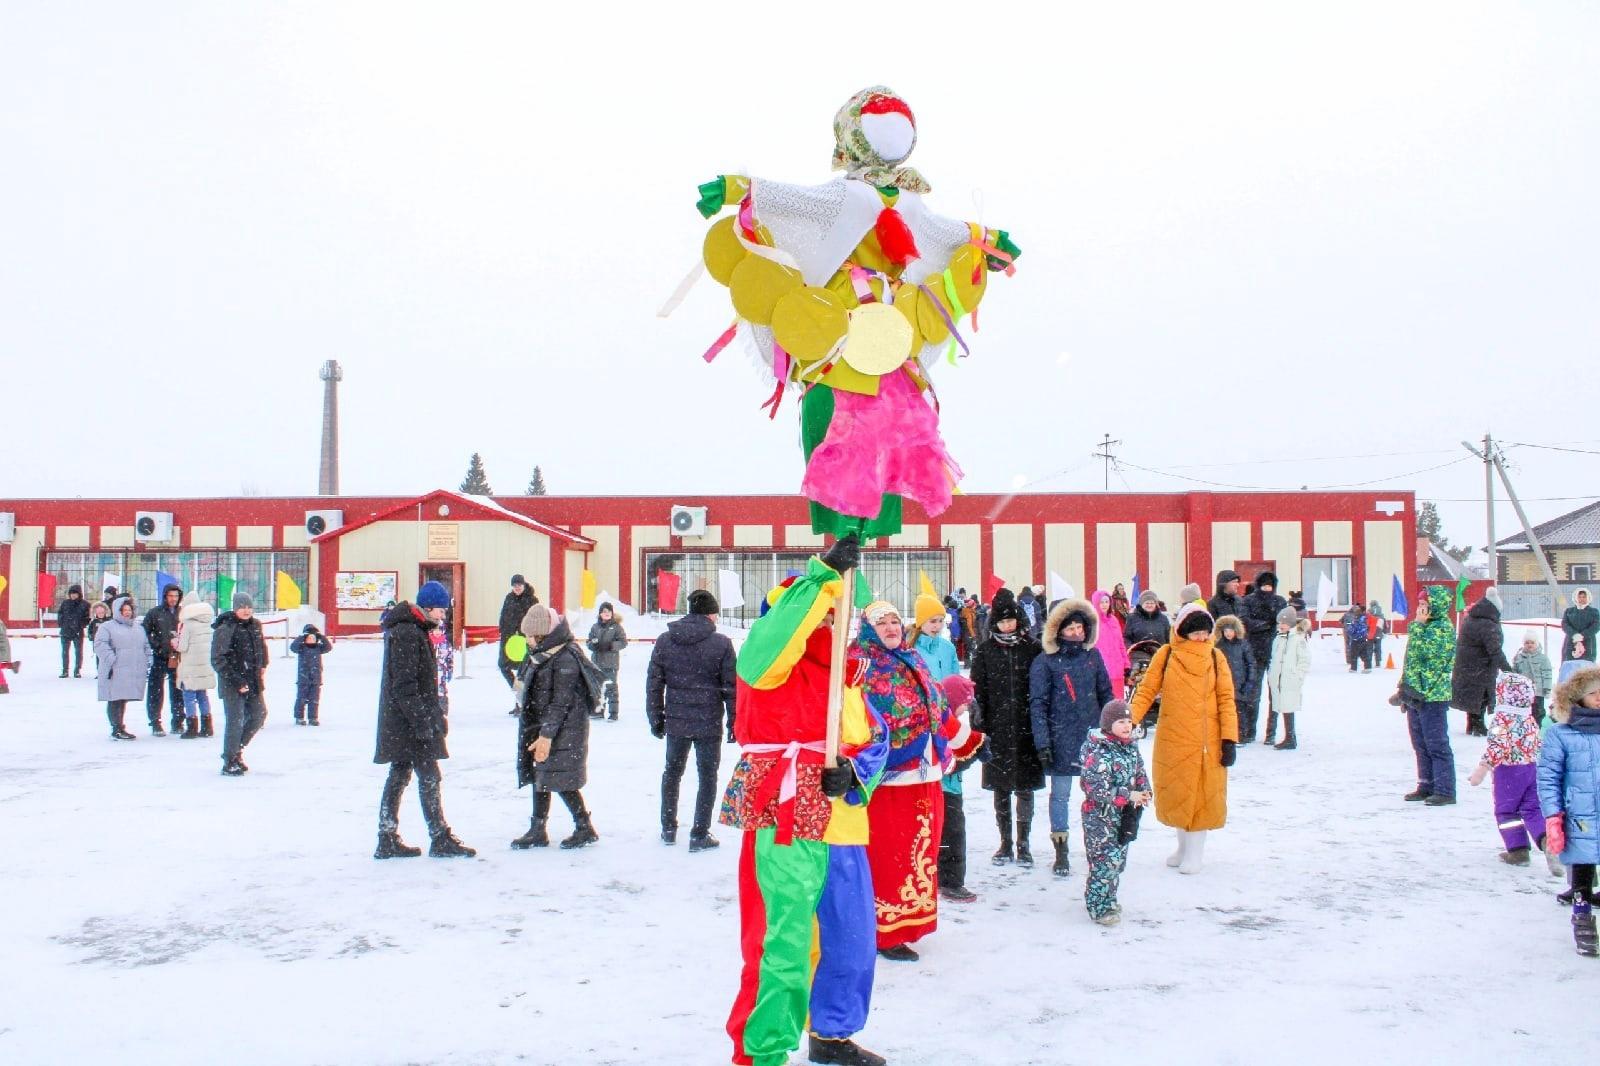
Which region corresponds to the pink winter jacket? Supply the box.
[1092,591,1130,680]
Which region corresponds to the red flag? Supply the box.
[38,572,58,609]
[985,574,1006,601]
[655,571,681,614]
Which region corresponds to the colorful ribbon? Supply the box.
[743,740,826,846]
[703,321,738,363]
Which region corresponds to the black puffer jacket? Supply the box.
[1213,625,1260,705]
[1451,597,1511,713]
[373,603,448,764]
[968,633,1044,792]
[143,591,183,658]
[1206,570,1243,627]
[58,589,91,638]
[211,610,268,695]
[646,614,736,739]
[498,586,538,641]
[1123,605,1171,648]
[516,622,590,791]
[1240,573,1286,668]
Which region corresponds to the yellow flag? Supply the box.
[581,570,598,610]
[0,574,7,599]
[918,570,939,601]
[276,571,303,610]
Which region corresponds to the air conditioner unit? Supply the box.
[305,509,345,537]
[135,511,174,542]
[0,513,13,543]
[671,505,708,538]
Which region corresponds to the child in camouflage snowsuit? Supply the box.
[1078,700,1151,926]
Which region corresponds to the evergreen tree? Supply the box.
[1418,501,1444,542]
[460,452,493,495]
[526,465,548,496]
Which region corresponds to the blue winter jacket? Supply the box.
[290,628,333,687]
[1029,640,1113,776]
[1538,704,1600,865]
[911,634,964,794]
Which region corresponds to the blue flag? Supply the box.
[156,569,181,600]
[1130,573,1141,605]
[1391,574,1408,619]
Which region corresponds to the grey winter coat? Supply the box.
[517,621,590,791]
[586,617,628,671]
[95,598,150,701]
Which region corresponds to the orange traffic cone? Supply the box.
[1385,654,1396,670]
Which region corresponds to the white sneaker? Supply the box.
[1167,829,1188,868]
[1179,830,1208,875]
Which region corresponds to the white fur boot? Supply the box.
[1179,830,1208,875]
[1166,829,1188,868]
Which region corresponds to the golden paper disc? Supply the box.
[840,302,915,375]
[771,286,849,364]
[729,254,803,326]
[702,216,748,286]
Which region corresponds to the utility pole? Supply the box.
[1093,433,1121,492]
[1490,448,1568,612]
[1462,433,1496,582]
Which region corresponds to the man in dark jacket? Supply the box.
[1452,588,1512,737]
[585,602,628,721]
[289,624,333,725]
[373,581,474,858]
[142,583,184,733]
[1342,603,1368,672]
[58,584,90,678]
[1206,570,1244,627]
[1238,572,1286,741]
[211,592,269,775]
[646,589,736,851]
[1122,589,1171,648]
[497,574,538,689]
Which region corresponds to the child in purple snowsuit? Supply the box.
[1468,672,1558,873]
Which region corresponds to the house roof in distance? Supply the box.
[1496,499,1600,550]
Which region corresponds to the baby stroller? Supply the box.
[1126,639,1163,729]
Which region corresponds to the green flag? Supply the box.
[1454,574,1470,612]
[217,574,236,611]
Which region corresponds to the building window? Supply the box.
[1572,563,1596,583]
[642,549,952,624]
[1301,557,1352,609]
[42,551,310,613]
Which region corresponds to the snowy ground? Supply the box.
[2,628,1596,1066]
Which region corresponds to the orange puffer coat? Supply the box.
[1129,636,1239,831]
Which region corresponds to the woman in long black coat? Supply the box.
[1451,591,1511,737]
[969,591,1044,866]
[374,593,473,858]
[512,605,599,850]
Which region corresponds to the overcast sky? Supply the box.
[3,3,1595,554]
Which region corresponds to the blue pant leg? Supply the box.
[808,845,876,1041]
[1405,708,1432,792]
[1420,702,1456,799]
[1048,773,1076,834]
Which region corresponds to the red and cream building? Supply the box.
[1,488,1416,636]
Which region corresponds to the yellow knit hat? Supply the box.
[913,594,945,631]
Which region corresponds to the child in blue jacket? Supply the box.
[289,624,333,725]
[1539,664,1600,957]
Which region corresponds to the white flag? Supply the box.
[102,572,122,594]
[718,570,746,610]
[1316,573,1337,619]
[1049,571,1075,602]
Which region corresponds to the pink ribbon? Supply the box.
[703,322,738,363]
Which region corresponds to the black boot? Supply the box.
[1263,711,1278,746]
[429,830,477,858]
[200,714,214,737]
[1403,788,1431,802]
[661,825,677,845]
[374,831,422,859]
[109,704,137,740]
[688,832,720,852]
[808,1033,887,1066]
[510,818,549,849]
[1016,822,1034,868]
[1051,833,1071,877]
[560,814,599,850]
[150,719,166,737]
[992,811,1014,865]
[181,718,199,739]
[1575,905,1598,958]
[220,758,245,776]
[1274,714,1297,750]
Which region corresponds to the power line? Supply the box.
[1115,455,1473,493]
[1503,441,1600,456]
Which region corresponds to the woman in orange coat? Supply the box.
[1128,604,1239,875]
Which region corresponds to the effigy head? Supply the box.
[832,87,926,189]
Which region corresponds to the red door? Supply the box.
[419,562,465,647]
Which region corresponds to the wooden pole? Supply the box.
[824,567,854,769]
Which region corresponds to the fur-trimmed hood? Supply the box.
[1553,664,1600,723]
[1212,614,1246,642]
[1042,596,1098,654]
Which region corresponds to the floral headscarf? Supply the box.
[831,86,931,194]
[852,616,949,772]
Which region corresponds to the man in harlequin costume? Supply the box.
[694,86,1020,542]
[721,537,892,1066]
